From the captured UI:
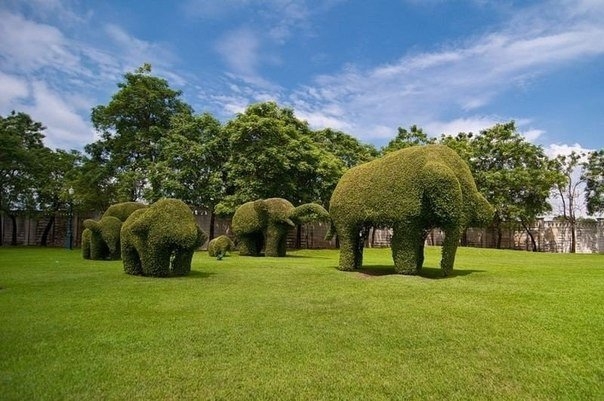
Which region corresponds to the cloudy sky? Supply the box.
[1,0,603,154]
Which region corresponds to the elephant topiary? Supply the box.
[121,198,207,277]
[208,235,235,259]
[327,145,494,276]
[232,198,329,257]
[82,202,147,260]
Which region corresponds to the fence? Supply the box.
[2,212,603,254]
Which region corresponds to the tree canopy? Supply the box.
[582,149,604,216]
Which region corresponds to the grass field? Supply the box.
[0,246,603,400]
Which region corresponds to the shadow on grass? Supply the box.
[350,265,484,279]
[186,270,214,279]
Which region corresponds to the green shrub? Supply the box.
[121,198,206,277]
[208,235,235,259]
[81,202,147,260]
[232,198,329,257]
[328,145,494,275]
[81,229,91,259]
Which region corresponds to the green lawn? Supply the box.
[1,246,602,400]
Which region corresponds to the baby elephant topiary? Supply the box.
[208,235,235,260]
[82,202,147,260]
[328,145,494,276]
[232,198,329,257]
[121,198,207,277]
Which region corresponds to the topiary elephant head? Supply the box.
[81,202,147,260]
[232,198,330,257]
[121,198,207,277]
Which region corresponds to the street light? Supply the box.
[67,187,74,250]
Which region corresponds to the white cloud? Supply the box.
[215,28,261,77]
[22,81,94,150]
[0,72,28,111]
[286,1,604,143]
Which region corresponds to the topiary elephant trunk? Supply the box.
[232,198,330,257]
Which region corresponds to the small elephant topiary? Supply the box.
[232,198,329,257]
[82,202,147,260]
[327,145,494,276]
[208,235,235,259]
[121,198,207,277]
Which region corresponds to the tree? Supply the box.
[216,102,342,214]
[553,151,586,253]
[313,128,378,169]
[381,125,435,154]
[0,111,47,245]
[87,64,193,202]
[582,149,604,216]
[440,122,563,251]
[147,112,226,239]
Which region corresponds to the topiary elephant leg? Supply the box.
[392,223,422,275]
[441,227,461,276]
[171,249,193,276]
[337,225,363,271]
[238,235,259,256]
[141,249,171,277]
[122,242,143,276]
[265,225,287,257]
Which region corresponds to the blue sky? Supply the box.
[1,0,603,156]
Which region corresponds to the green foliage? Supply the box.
[87,64,193,202]
[440,122,564,250]
[381,125,435,154]
[81,202,147,260]
[232,198,329,257]
[121,198,206,277]
[329,145,493,275]
[208,235,235,259]
[81,229,91,259]
[582,149,604,215]
[216,102,343,214]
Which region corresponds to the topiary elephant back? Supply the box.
[232,198,329,257]
[328,145,494,276]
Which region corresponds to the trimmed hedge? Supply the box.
[121,198,206,277]
[328,144,494,275]
[232,198,329,257]
[82,202,147,260]
[208,235,235,259]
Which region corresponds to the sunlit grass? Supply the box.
[1,246,602,400]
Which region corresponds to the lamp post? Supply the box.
[67,187,74,250]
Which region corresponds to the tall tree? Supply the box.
[441,122,563,250]
[216,102,341,215]
[313,128,378,169]
[582,149,604,216]
[553,151,586,253]
[0,111,47,245]
[381,124,435,154]
[87,64,193,202]
[147,112,226,239]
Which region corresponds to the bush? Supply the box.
[208,235,235,259]
[121,198,206,277]
[82,202,147,260]
[328,145,494,275]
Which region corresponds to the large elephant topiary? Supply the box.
[82,202,147,260]
[121,198,206,277]
[232,198,329,257]
[327,145,494,276]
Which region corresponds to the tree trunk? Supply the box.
[520,220,538,252]
[496,226,502,249]
[10,214,17,246]
[209,211,216,240]
[40,215,55,246]
[570,221,576,253]
[370,226,377,247]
